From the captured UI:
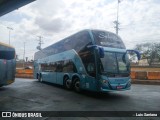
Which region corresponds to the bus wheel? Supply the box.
[64,77,72,90]
[73,78,81,92]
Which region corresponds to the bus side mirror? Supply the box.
[98,47,104,58]
[126,50,141,60]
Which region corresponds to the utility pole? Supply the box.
[7,27,13,45]
[23,42,25,69]
[114,0,121,35]
[37,36,43,50]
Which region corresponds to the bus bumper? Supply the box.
[100,80,131,92]
[100,86,131,92]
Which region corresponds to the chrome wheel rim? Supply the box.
[75,81,80,92]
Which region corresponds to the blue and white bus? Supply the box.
[34,29,140,92]
[0,42,16,87]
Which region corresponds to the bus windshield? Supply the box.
[100,52,129,76]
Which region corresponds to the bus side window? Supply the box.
[87,63,95,72]
[63,60,69,72]
[62,60,77,73]
[41,63,46,72]
[56,61,63,72]
[70,31,91,52]
[50,62,56,72]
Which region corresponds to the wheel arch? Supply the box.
[63,73,70,80]
[72,74,80,83]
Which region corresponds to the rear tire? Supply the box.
[64,76,72,90]
[73,78,81,92]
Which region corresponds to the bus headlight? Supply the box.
[102,80,109,88]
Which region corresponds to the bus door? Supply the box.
[80,51,98,91]
[84,63,97,91]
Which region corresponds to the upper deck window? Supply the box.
[34,30,92,60]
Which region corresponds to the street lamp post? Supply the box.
[114,0,121,35]
[7,27,13,45]
[23,42,26,69]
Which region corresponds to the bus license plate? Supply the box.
[117,86,123,89]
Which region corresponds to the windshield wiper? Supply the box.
[101,71,117,76]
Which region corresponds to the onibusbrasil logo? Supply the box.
[2,112,42,118]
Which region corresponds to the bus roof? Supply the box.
[0,42,14,49]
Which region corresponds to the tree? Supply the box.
[134,43,160,66]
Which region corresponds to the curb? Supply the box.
[132,79,160,85]
[15,73,33,79]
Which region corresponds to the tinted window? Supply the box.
[79,50,96,77]
[70,31,92,52]
[56,61,64,72]
[34,31,92,60]
[0,51,15,60]
[63,60,77,73]
[41,64,47,72]
[41,60,77,73]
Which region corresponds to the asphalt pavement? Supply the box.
[0,78,160,120]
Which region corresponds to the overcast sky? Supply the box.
[0,0,160,60]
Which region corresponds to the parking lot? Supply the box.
[0,78,160,119]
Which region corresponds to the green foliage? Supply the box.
[134,43,160,66]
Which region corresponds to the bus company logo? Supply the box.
[2,112,11,117]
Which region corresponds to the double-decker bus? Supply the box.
[34,29,140,92]
[0,42,16,87]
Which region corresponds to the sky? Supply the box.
[0,0,160,60]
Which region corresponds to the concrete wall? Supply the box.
[16,69,33,78]
[131,71,160,80]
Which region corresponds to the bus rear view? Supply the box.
[0,42,16,87]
